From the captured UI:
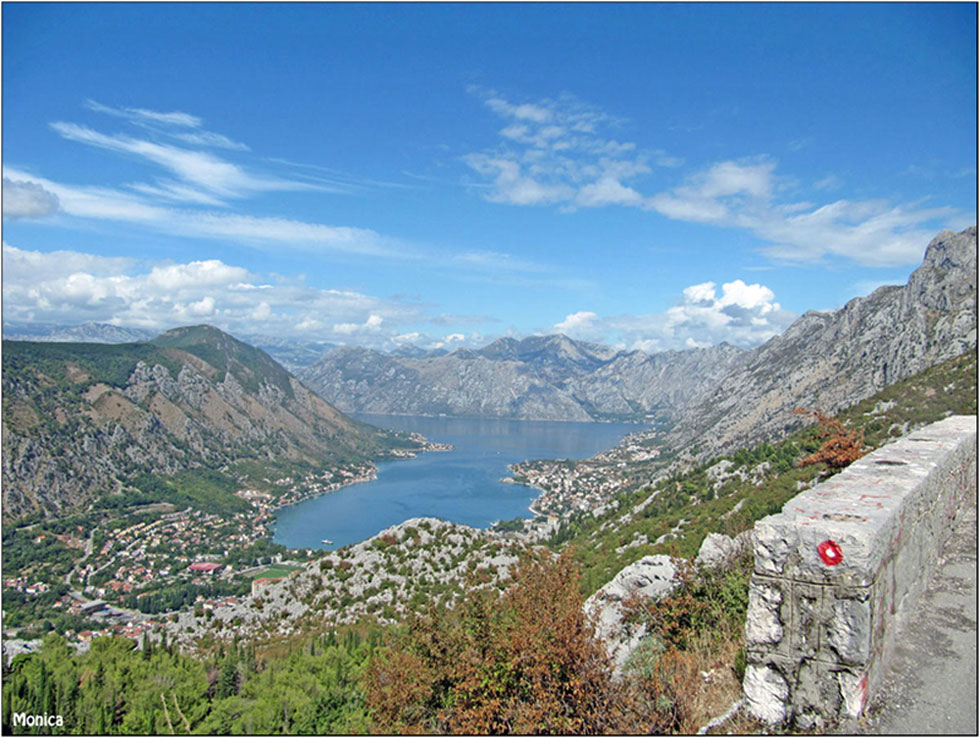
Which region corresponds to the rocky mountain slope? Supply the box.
[297,334,744,423]
[665,226,977,459]
[1,325,406,520]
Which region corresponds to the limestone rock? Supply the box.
[666,226,977,459]
[695,531,751,570]
[297,336,743,422]
[584,555,679,674]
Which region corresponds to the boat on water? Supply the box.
[321,539,333,545]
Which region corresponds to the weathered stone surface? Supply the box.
[745,580,784,647]
[743,664,790,724]
[696,530,752,569]
[584,555,679,674]
[743,415,977,724]
[696,532,735,569]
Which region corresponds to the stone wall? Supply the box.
[742,415,977,728]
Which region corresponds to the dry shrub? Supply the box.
[362,649,434,734]
[365,549,617,734]
[365,549,753,734]
[793,407,867,469]
[614,553,754,733]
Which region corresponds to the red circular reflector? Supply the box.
[818,539,843,566]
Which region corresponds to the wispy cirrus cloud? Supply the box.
[465,91,968,268]
[464,88,678,209]
[647,159,962,266]
[3,167,403,258]
[11,102,438,260]
[84,99,249,150]
[50,121,316,202]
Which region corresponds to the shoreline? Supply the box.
[267,439,456,548]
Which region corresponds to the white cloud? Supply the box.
[85,100,202,128]
[576,176,644,208]
[333,314,384,336]
[467,92,964,268]
[85,100,249,150]
[172,131,251,152]
[1,244,437,342]
[146,260,250,291]
[187,296,216,316]
[2,178,60,219]
[463,154,574,206]
[646,159,777,224]
[647,159,962,267]
[2,243,135,281]
[465,89,667,210]
[554,311,598,335]
[50,122,306,201]
[129,181,229,206]
[551,278,795,352]
[813,174,842,191]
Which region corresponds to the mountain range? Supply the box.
[296,229,975,438]
[3,227,975,521]
[1,325,407,520]
[296,336,744,423]
[664,226,977,458]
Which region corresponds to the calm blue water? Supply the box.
[272,414,641,550]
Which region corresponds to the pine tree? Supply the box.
[217,655,238,699]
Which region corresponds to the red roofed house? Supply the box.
[188,562,222,573]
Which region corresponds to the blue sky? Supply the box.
[3,3,976,352]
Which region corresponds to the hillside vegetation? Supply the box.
[2,350,975,734]
[1,326,419,521]
[555,349,976,596]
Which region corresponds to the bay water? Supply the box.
[272,414,640,550]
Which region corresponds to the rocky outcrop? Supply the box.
[665,227,977,459]
[695,530,752,570]
[584,555,679,674]
[298,336,744,423]
[168,517,524,645]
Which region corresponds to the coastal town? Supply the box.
[2,422,676,659]
[505,430,666,516]
[2,442,456,661]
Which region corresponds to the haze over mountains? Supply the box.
[297,336,744,423]
[296,229,976,438]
